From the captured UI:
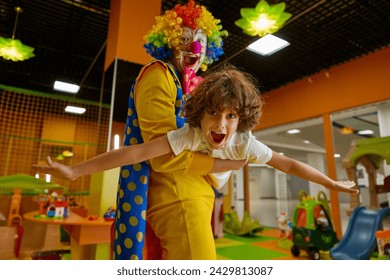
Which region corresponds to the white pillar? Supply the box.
[307,153,329,198]
[378,103,390,136]
[231,169,244,220]
[378,103,390,203]
[274,169,288,200]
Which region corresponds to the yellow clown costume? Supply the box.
[113,0,227,260]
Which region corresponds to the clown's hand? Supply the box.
[32,156,76,180]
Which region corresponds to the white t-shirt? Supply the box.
[167,124,273,188]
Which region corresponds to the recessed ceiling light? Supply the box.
[303,140,310,144]
[65,105,86,114]
[287,129,301,134]
[54,81,80,94]
[247,34,290,56]
[334,154,341,158]
[340,127,354,135]
[357,130,374,135]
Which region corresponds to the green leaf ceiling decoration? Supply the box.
[0,7,35,62]
[235,0,292,37]
[0,37,35,62]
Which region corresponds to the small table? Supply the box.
[23,211,113,260]
[0,174,65,258]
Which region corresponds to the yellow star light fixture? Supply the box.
[0,7,35,62]
[235,0,292,37]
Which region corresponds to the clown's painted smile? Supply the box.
[173,27,207,74]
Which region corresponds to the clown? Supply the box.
[143,0,227,94]
[114,0,233,260]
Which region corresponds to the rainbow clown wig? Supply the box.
[144,0,228,71]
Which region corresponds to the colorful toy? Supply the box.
[376,229,390,259]
[46,192,69,218]
[103,206,116,221]
[277,212,291,238]
[330,206,390,260]
[223,210,263,236]
[290,190,338,260]
[33,194,50,215]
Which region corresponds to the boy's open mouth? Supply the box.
[211,131,225,143]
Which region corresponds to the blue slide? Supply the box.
[330,206,390,260]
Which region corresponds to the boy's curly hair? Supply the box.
[184,64,263,132]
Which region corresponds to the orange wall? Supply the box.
[105,0,161,69]
[256,46,390,130]
[41,116,76,144]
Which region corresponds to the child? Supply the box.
[33,65,358,195]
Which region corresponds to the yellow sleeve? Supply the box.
[134,62,214,175]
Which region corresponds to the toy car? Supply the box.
[290,191,338,260]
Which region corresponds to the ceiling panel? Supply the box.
[0,0,389,123]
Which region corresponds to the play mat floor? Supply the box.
[215,228,331,260]
[15,228,333,260]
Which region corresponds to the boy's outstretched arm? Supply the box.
[267,151,359,194]
[32,135,172,180]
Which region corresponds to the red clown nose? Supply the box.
[190,41,202,54]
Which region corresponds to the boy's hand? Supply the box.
[333,180,359,194]
[32,156,75,180]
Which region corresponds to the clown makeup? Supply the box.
[172,27,207,74]
[200,107,240,150]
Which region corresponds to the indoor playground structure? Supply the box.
[330,206,390,260]
[331,135,390,260]
[290,190,338,260]
[342,136,390,214]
